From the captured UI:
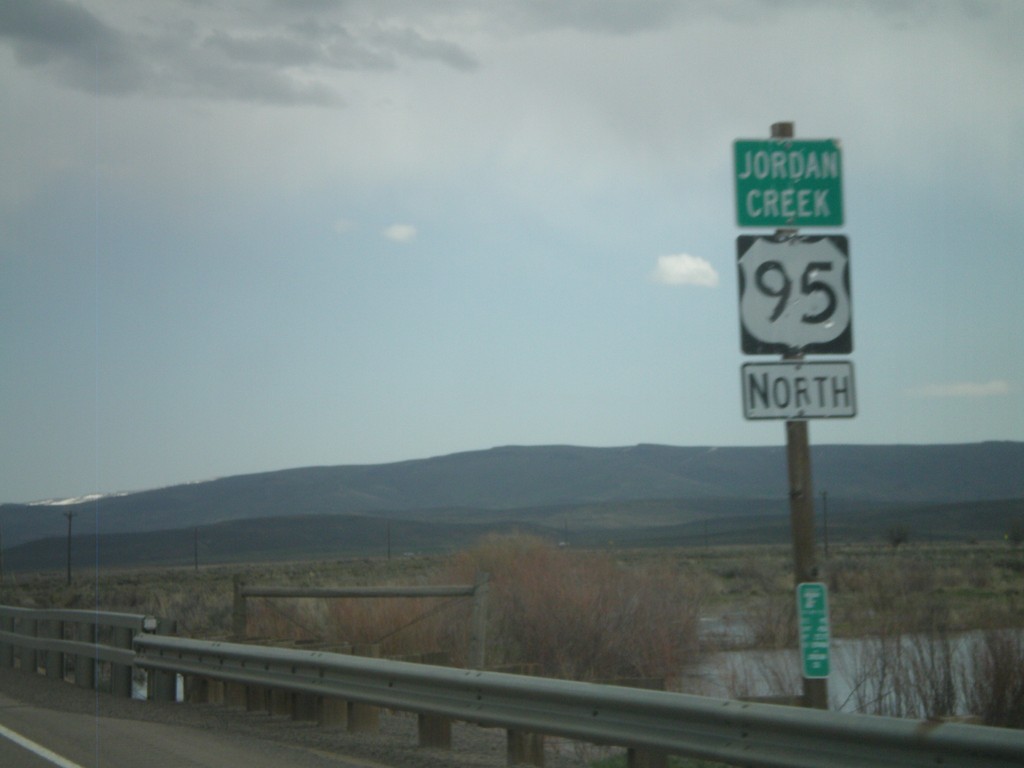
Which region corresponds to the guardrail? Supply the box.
[133,633,1024,768]
[0,606,158,697]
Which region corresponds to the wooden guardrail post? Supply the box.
[23,618,38,673]
[45,618,63,680]
[149,618,178,702]
[111,625,134,697]
[186,676,210,704]
[292,692,318,721]
[225,681,247,707]
[347,643,381,732]
[246,685,269,713]
[418,712,452,749]
[502,663,544,767]
[208,680,226,704]
[415,650,453,749]
[619,679,668,768]
[318,695,348,728]
[0,614,13,668]
[74,620,97,689]
[507,730,545,767]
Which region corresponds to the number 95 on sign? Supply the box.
[737,235,852,355]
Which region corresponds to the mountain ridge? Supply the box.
[2,441,1021,551]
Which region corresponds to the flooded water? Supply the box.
[686,627,1023,718]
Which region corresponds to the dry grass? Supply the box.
[4,538,1023,725]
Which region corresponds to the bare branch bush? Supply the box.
[445,534,704,681]
[962,629,1024,728]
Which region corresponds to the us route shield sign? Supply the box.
[737,235,852,355]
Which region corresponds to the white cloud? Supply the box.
[651,254,719,287]
[383,223,417,243]
[907,379,1013,398]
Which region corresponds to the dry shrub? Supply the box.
[444,534,702,681]
[744,592,796,649]
[322,592,472,662]
[831,555,945,637]
[963,629,1024,728]
[246,598,326,642]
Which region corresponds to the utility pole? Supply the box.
[64,511,75,586]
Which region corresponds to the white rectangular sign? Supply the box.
[742,361,856,420]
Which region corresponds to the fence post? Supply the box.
[232,576,247,640]
[469,572,489,669]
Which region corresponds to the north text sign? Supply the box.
[742,361,856,420]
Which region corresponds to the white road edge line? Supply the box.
[0,722,87,768]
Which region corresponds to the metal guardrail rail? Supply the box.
[0,606,158,696]
[134,633,1024,768]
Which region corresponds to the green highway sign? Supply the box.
[735,139,843,227]
[796,582,831,679]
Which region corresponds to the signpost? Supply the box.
[732,121,852,711]
[734,139,843,227]
[737,235,852,355]
[796,583,831,679]
[742,361,856,420]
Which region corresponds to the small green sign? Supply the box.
[796,583,830,679]
[734,139,843,227]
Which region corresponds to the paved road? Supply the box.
[0,692,390,768]
[0,666,541,768]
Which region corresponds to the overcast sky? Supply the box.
[2,0,1022,503]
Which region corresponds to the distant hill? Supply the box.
[6,497,1023,573]
[1,442,1022,569]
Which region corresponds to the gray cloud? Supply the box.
[498,0,682,35]
[0,0,145,93]
[369,26,479,71]
[0,0,478,105]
